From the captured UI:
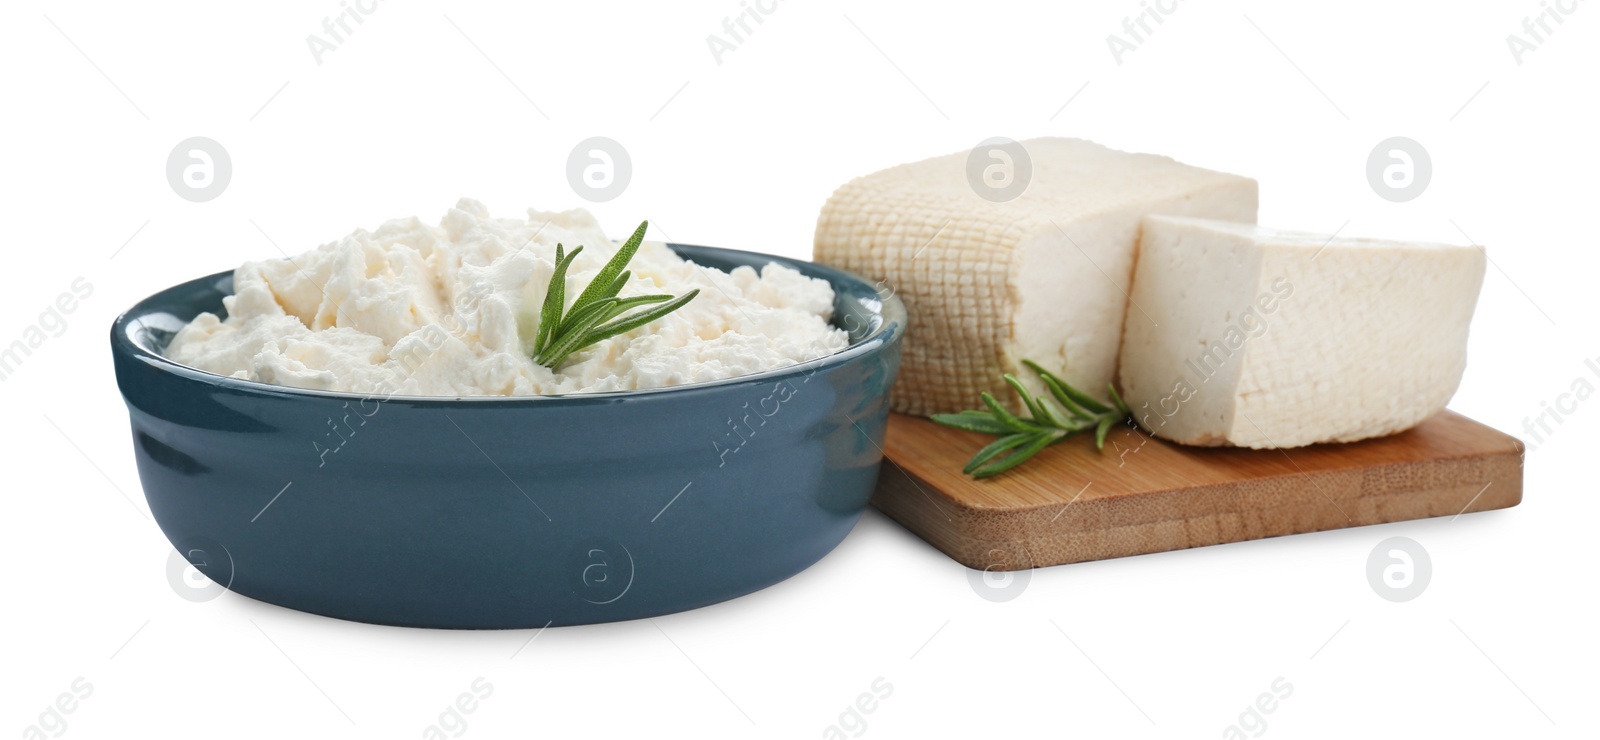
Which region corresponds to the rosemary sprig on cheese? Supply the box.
[931,359,1130,479]
[532,220,700,368]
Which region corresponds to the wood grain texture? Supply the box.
[872,411,1523,571]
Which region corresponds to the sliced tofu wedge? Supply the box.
[1119,216,1487,448]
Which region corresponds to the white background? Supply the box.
[2,1,1593,738]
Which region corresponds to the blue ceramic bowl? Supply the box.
[111,244,904,629]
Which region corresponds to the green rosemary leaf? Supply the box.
[1107,382,1130,415]
[600,269,632,301]
[1094,414,1116,449]
[529,220,696,370]
[537,301,617,367]
[943,358,1135,479]
[555,296,623,339]
[557,293,673,339]
[581,289,701,346]
[1023,359,1111,416]
[569,220,649,316]
[931,413,1014,436]
[606,293,675,313]
[536,243,581,354]
[1002,374,1046,423]
[981,392,1041,433]
[583,294,675,333]
[1035,397,1080,430]
[962,432,1038,475]
[1028,367,1093,419]
[972,432,1058,478]
[1058,378,1113,416]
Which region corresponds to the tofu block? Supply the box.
[1119,216,1487,448]
[815,138,1257,416]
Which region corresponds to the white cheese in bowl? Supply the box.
[164,200,849,396]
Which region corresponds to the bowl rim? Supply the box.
[111,242,905,406]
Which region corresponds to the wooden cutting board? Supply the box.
[872,411,1523,571]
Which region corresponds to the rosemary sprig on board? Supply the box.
[532,220,700,368]
[930,359,1131,479]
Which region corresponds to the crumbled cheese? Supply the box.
[165,199,848,396]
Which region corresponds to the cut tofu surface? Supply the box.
[1119,216,1487,448]
[814,138,1258,416]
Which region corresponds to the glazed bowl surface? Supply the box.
[111,244,904,628]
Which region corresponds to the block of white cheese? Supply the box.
[1118,216,1487,448]
[814,138,1257,416]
